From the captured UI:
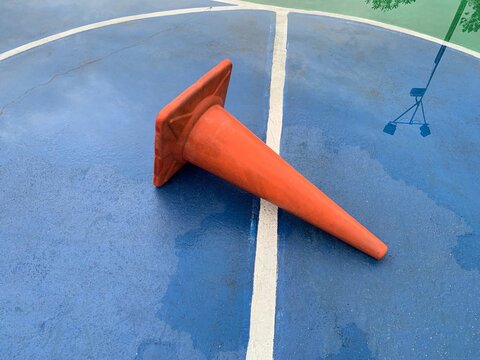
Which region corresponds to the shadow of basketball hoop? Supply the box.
[382,0,471,138]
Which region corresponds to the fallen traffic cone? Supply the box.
[153,59,388,260]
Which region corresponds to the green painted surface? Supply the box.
[246,0,480,53]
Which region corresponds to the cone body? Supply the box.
[183,105,388,260]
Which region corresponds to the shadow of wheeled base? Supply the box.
[383,87,431,138]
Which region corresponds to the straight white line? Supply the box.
[246,10,288,360]
[263,11,288,154]
[0,5,248,62]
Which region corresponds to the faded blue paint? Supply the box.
[0,10,274,360]
[275,14,480,359]
[0,0,228,53]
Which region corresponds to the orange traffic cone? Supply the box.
[154,59,388,260]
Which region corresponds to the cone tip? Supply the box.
[220,58,233,69]
[373,242,388,260]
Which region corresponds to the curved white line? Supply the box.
[221,0,480,59]
[1,1,479,62]
[0,5,250,62]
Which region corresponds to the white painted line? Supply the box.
[220,0,280,10]
[0,5,248,62]
[263,11,288,155]
[1,3,479,358]
[1,1,478,63]
[290,9,480,60]
[246,10,288,360]
[219,0,480,60]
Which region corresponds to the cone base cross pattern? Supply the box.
[153,59,388,260]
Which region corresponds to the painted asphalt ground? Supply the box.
[249,0,480,53]
[0,4,273,359]
[0,0,227,53]
[1,2,480,360]
[276,13,480,359]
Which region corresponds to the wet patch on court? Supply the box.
[274,13,480,359]
[0,9,274,359]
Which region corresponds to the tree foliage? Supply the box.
[461,0,480,32]
[366,0,480,33]
[366,0,416,11]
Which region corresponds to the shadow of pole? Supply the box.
[383,0,469,137]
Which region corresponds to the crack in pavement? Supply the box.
[0,27,178,118]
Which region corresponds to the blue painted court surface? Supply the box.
[1,1,479,359]
[276,14,480,359]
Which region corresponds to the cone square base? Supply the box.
[153,59,233,186]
